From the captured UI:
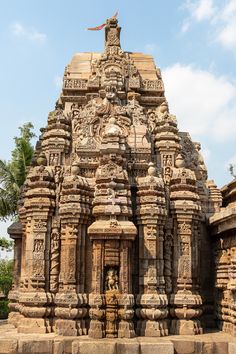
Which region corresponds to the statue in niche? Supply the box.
[106,268,119,291]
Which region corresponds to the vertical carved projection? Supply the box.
[88,116,136,338]
[136,163,168,336]
[16,164,55,333]
[55,165,92,336]
[169,167,203,335]
[7,222,23,327]
[41,101,71,167]
[8,14,223,338]
[49,222,60,293]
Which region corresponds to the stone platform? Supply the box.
[1,324,236,354]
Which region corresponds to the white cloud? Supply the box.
[183,0,216,23]
[162,63,236,141]
[11,22,47,44]
[181,0,236,52]
[216,1,236,50]
[194,0,216,21]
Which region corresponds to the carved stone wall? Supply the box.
[8,15,223,338]
[209,179,236,336]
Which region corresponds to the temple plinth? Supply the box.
[8,17,222,338]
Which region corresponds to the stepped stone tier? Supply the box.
[8,16,223,338]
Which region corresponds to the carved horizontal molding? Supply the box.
[141,79,164,92]
[63,79,88,90]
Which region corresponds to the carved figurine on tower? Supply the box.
[8,14,222,338]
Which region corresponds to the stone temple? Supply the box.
[8,16,228,340]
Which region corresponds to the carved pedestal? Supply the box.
[8,290,22,327]
[136,294,168,337]
[88,294,105,339]
[54,292,87,336]
[170,291,203,335]
[118,294,135,338]
[17,292,53,333]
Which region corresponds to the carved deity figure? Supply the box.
[106,268,119,291]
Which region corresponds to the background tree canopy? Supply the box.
[0,122,35,221]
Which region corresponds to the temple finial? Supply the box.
[105,14,121,49]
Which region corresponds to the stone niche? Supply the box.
[8,15,223,338]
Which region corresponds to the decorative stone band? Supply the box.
[63,79,88,90]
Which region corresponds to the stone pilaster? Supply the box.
[16,164,55,333]
[136,163,168,337]
[55,166,92,336]
[169,167,203,335]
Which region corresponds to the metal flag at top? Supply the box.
[87,11,118,30]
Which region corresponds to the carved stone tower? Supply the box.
[8,16,222,338]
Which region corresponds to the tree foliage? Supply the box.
[0,259,13,296]
[0,237,13,251]
[0,259,13,319]
[0,123,35,220]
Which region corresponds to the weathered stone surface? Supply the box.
[229,342,236,354]
[116,341,139,354]
[209,179,236,336]
[7,14,225,340]
[171,339,195,354]
[18,339,53,354]
[0,339,17,354]
[0,324,236,354]
[139,340,174,354]
[53,339,74,354]
[72,339,116,354]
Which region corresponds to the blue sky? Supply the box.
[1,0,236,239]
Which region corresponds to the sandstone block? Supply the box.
[116,341,139,354]
[229,342,236,354]
[0,339,17,354]
[213,341,229,354]
[18,339,53,354]
[171,339,195,354]
[140,341,174,354]
[53,339,74,354]
[72,340,116,354]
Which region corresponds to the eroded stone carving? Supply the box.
[8,15,223,339]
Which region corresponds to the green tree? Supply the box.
[0,259,13,296]
[0,122,35,220]
[0,237,13,251]
[0,259,13,319]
